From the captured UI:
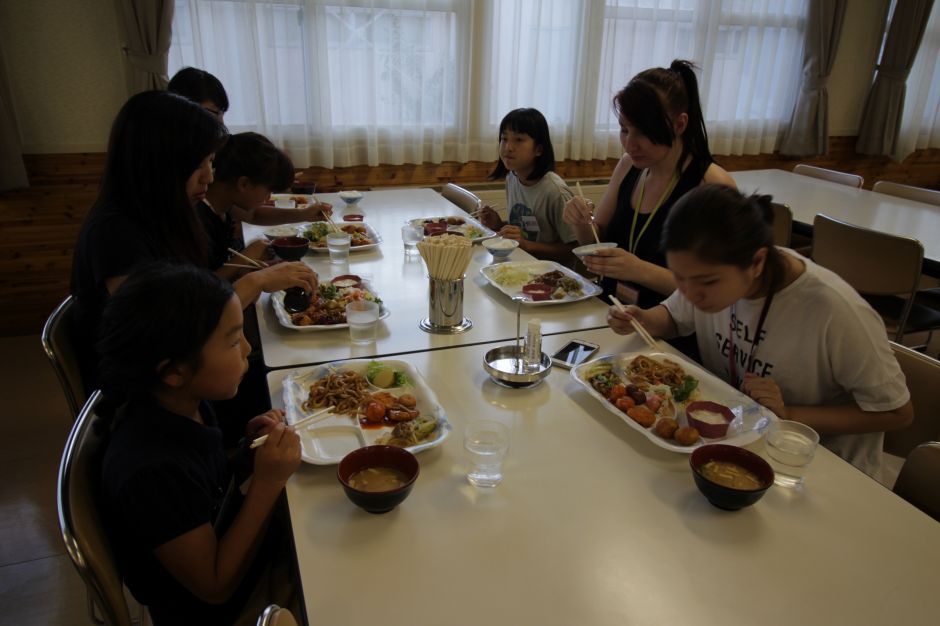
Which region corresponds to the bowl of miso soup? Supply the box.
[337,445,419,514]
[689,444,774,511]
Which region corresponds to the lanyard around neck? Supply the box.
[628,169,679,254]
[728,291,775,389]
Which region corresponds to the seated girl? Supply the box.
[98,262,301,625]
[607,184,913,478]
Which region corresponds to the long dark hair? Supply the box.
[95,262,235,422]
[168,66,230,112]
[614,59,712,173]
[661,184,784,295]
[212,132,294,191]
[488,108,557,182]
[92,91,228,266]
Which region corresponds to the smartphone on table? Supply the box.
[550,339,599,369]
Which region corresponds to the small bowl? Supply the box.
[483,345,552,389]
[338,190,363,206]
[573,242,617,258]
[264,225,300,240]
[482,237,519,260]
[270,236,310,261]
[337,445,419,514]
[690,444,774,511]
[686,401,735,439]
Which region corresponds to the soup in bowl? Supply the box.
[690,444,774,511]
[337,445,419,514]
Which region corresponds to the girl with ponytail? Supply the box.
[564,60,736,310]
[607,184,912,479]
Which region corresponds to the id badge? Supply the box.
[521,215,540,234]
[616,281,640,305]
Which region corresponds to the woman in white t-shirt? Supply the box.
[607,184,912,477]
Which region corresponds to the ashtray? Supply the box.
[483,345,552,389]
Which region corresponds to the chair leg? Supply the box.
[88,592,105,625]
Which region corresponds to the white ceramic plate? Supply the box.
[263,224,303,239]
[299,221,382,252]
[270,280,390,331]
[480,260,602,305]
[282,360,452,465]
[570,351,776,453]
[409,215,495,242]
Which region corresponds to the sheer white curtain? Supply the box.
[896,1,940,161]
[170,0,808,168]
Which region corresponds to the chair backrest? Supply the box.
[893,442,940,522]
[58,390,135,626]
[258,604,299,626]
[872,180,940,207]
[41,295,86,420]
[793,164,863,188]
[885,343,940,458]
[440,183,482,213]
[770,202,792,247]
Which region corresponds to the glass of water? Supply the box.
[345,300,379,344]
[327,232,352,264]
[464,420,510,487]
[764,420,819,488]
[401,224,422,256]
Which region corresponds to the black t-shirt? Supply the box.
[604,156,712,308]
[196,200,237,271]
[101,397,253,625]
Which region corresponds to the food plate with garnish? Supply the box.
[571,351,776,453]
[300,221,382,252]
[409,215,495,242]
[282,359,451,465]
[270,274,389,331]
[480,260,602,305]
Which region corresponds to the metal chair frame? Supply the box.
[41,295,86,420]
[440,183,482,213]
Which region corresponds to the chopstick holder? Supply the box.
[608,295,658,350]
[249,405,336,449]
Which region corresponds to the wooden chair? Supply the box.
[811,214,940,342]
[884,344,940,458]
[258,604,298,626]
[794,164,863,188]
[893,442,940,522]
[770,202,792,247]
[873,181,940,207]
[41,295,86,421]
[440,183,482,214]
[58,391,144,626]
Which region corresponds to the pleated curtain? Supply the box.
[118,0,174,94]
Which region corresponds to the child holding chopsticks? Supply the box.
[476,108,578,263]
[97,262,301,625]
[607,185,912,478]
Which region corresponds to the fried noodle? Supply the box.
[303,370,370,414]
[625,355,685,389]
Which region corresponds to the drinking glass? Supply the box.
[464,420,510,487]
[764,421,819,487]
[327,232,352,264]
[401,224,422,256]
[345,300,379,344]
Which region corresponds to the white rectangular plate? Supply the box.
[409,215,495,242]
[570,351,776,453]
[270,279,390,331]
[299,221,382,252]
[282,360,452,465]
[480,260,602,305]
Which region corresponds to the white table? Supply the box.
[244,189,610,369]
[732,169,940,271]
[269,328,940,626]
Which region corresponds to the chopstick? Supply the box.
[608,295,658,350]
[576,182,601,245]
[228,248,268,269]
[224,263,261,270]
[249,405,336,449]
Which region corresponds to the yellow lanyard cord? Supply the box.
[628,170,680,254]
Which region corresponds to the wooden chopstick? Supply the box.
[224,263,260,270]
[576,182,601,245]
[250,405,336,449]
[228,248,268,268]
[608,295,658,350]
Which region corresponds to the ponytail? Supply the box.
[669,60,712,170]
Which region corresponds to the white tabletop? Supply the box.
[732,169,940,266]
[244,188,610,369]
[269,329,940,626]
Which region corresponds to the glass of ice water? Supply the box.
[764,421,819,488]
[327,232,352,264]
[464,420,510,487]
[401,224,422,256]
[345,300,379,344]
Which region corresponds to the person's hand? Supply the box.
[741,373,789,419]
[242,239,271,263]
[563,196,595,225]
[476,205,503,230]
[582,247,642,282]
[607,303,645,335]
[254,262,318,294]
[499,224,524,242]
[300,201,333,222]
[245,409,286,440]
[253,422,302,487]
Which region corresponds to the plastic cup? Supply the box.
[402,225,422,256]
[764,421,819,487]
[464,420,510,487]
[346,300,379,344]
[327,232,352,264]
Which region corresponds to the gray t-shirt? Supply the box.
[506,171,577,245]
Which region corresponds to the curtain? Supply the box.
[896,0,940,160]
[0,42,28,191]
[170,0,809,168]
[778,0,846,156]
[857,0,936,157]
[118,0,175,94]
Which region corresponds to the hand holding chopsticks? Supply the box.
[576,182,601,245]
[250,405,336,449]
[608,295,658,350]
[228,248,269,269]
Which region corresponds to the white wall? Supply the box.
[0,0,893,155]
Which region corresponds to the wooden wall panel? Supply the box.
[2,138,939,336]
